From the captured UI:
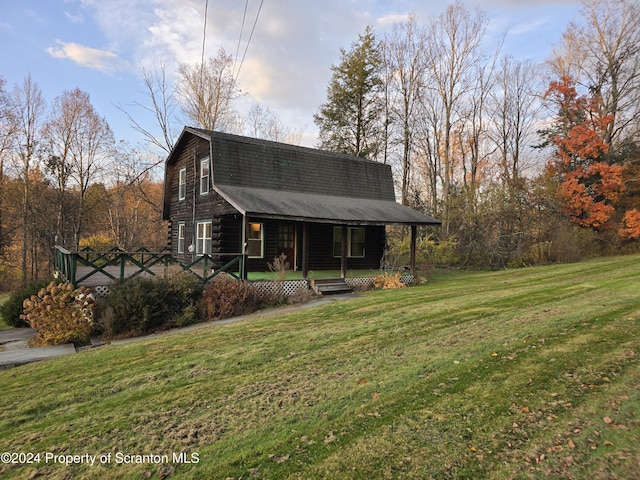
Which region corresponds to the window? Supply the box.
[196,221,212,255]
[333,227,365,258]
[177,223,186,254]
[200,158,210,195]
[178,167,186,200]
[247,223,263,258]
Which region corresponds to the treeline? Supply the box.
[315,0,640,267]
[0,79,166,290]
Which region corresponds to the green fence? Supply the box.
[54,246,246,287]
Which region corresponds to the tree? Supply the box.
[421,1,488,234]
[489,56,541,185]
[243,103,303,144]
[42,88,114,248]
[314,26,385,158]
[548,0,640,149]
[543,76,623,230]
[383,16,428,205]
[9,75,47,284]
[177,47,240,132]
[0,76,16,261]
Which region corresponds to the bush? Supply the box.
[21,282,95,346]
[373,272,407,290]
[198,274,280,321]
[97,273,204,338]
[0,279,53,328]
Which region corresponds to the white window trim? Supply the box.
[177,223,186,254]
[333,227,366,258]
[200,157,210,195]
[196,221,212,255]
[178,167,186,201]
[247,222,264,258]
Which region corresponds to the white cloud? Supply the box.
[47,40,124,72]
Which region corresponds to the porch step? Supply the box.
[310,278,353,295]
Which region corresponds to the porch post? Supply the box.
[302,222,309,278]
[341,225,348,279]
[410,225,417,276]
[241,215,249,280]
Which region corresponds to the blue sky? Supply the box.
[1,0,583,148]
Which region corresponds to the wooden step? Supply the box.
[310,278,353,295]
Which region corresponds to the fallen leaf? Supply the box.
[468,445,477,452]
[359,379,367,385]
[604,441,614,446]
[491,352,498,357]
[372,392,379,401]
[603,416,613,424]
[568,439,575,449]
[521,407,530,413]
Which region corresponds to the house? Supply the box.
[161,127,440,279]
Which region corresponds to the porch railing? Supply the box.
[54,246,246,288]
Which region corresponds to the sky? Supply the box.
[1,0,584,149]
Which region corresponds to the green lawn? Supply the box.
[1,255,640,479]
[0,293,9,330]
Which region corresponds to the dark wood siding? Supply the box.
[307,224,385,271]
[168,135,239,262]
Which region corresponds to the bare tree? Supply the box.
[489,56,542,185]
[9,75,47,283]
[243,103,304,144]
[423,1,488,234]
[119,62,180,155]
[548,0,640,148]
[0,77,16,259]
[177,47,240,132]
[384,15,428,206]
[43,88,114,248]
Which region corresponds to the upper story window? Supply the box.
[178,168,187,201]
[200,157,210,195]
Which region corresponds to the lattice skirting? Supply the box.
[250,280,310,297]
[346,274,414,289]
[90,275,413,300]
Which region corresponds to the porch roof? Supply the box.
[214,184,440,225]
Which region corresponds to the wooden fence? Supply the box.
[54,246,246,288]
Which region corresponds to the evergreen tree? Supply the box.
[314,26,384,158]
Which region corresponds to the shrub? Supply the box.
[198,274,279,321]
[373,272,407,290]
[21,282,95,346]
[97,273,204,338]
[0,279,52,328]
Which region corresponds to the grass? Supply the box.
[0,293,10,330]
[1,255,640,479]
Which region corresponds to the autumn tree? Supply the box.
[314,26,385,158]
[543,76,623,230]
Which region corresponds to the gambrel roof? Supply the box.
[163,127,440,226]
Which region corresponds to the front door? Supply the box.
[277,225,296,270]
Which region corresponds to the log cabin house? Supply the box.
[161,127,440,284]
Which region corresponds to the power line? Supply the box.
[234,0,264,85]
[200,0,209,81]
[234,0,250,79]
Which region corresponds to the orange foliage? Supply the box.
[619,209,640,240]
[545,77,623,231]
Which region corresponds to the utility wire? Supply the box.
[233,0,250,80]
[234,0,264,85]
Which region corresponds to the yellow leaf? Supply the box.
[491,352,498,357]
